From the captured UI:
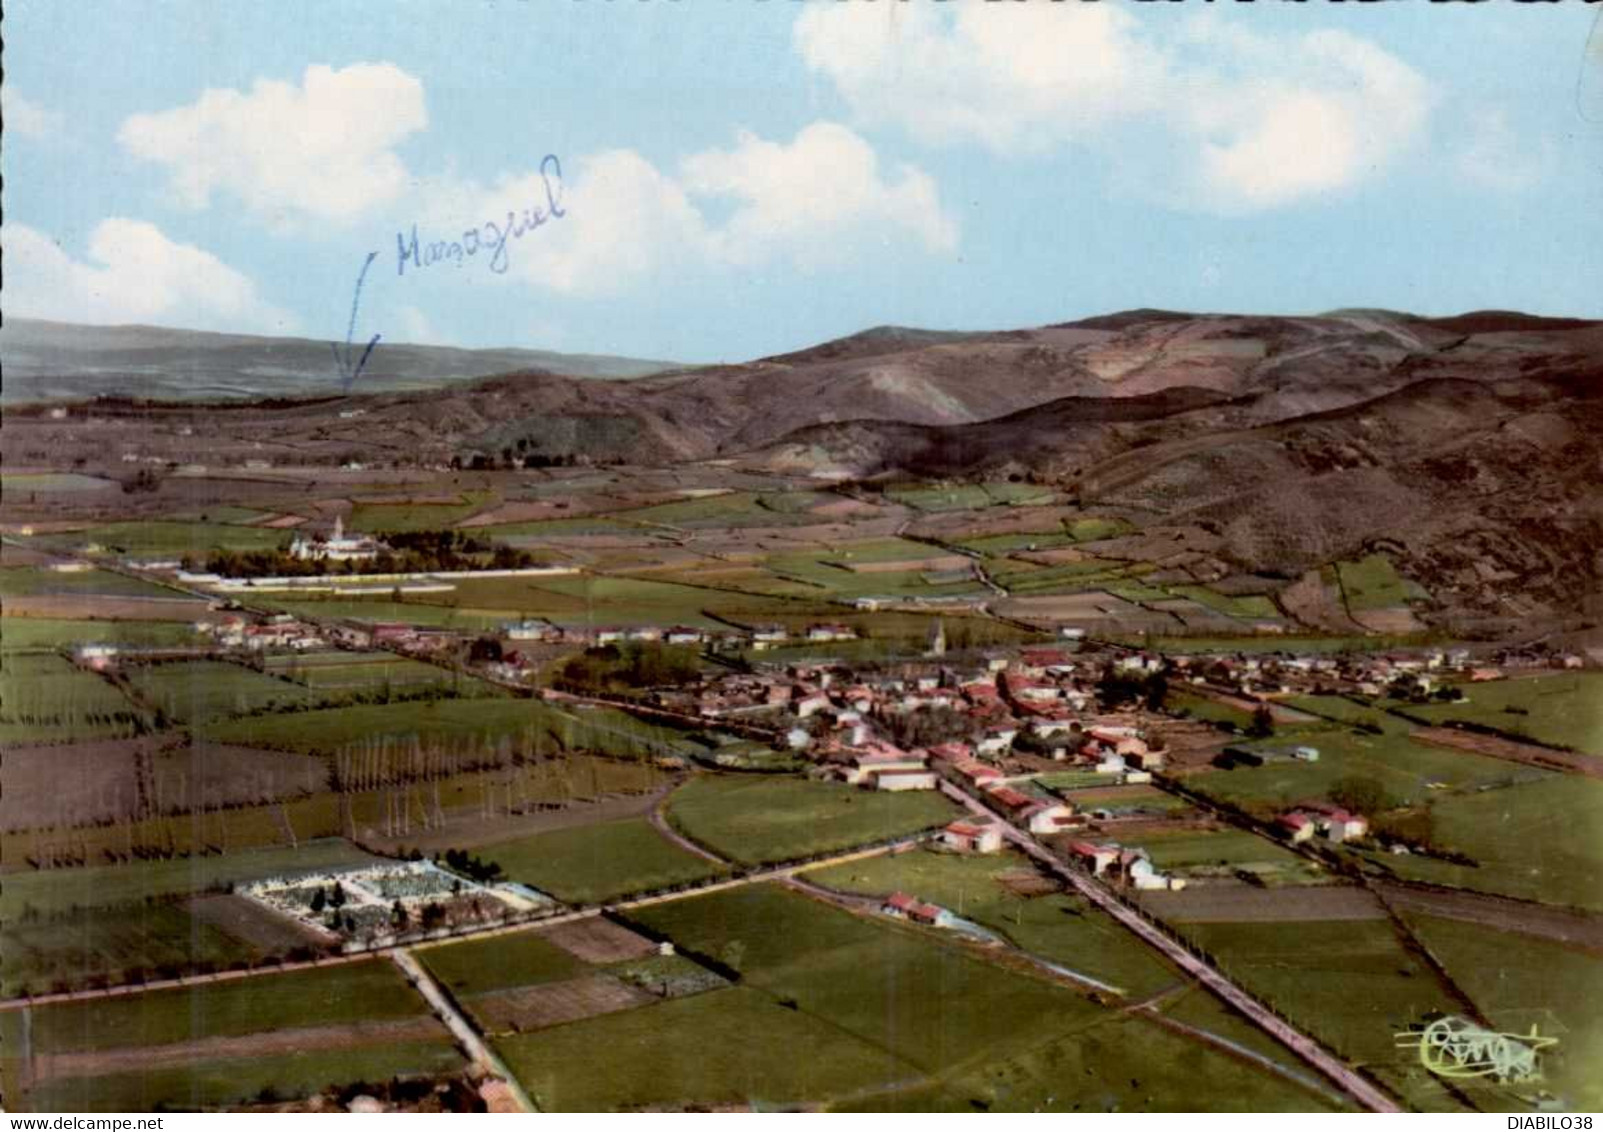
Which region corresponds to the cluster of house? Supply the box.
[503,619,854,655]
[1275,803,1370,845]
[198,613,328,652]
[1164,644,1586,700]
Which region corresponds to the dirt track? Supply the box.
[1375,882,1603,950]
[1411,726,1603,779]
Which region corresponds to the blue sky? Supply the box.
[6,0,1601,364]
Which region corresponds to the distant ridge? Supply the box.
[0,318,680,404]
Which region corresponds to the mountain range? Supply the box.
[0,318,677,404]
[6,307,1601,634]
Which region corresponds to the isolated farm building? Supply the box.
[940,819,1005,854]
[1124,852,1184,891]
[1322,808,1368,842]
[882,892,952,927]
[1276,811,1316,844]
[806,623,857,642]
[1069,841,1121,876]
[1214,746,1266,770]
[72,643,118,670]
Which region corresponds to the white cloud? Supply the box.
[3,88,65,140]
[795,4,1433,211]
[683,122,956,267]
[118,63,426,225]
[421,123,957,297]
[794,2,1165,152]
[1454,109,1552,194]
[5,219,297,333]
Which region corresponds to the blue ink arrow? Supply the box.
[332,250,382,392]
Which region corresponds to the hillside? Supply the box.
[5,307,1599,632]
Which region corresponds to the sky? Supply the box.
[6,0,1602,365]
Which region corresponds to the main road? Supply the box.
[937,779,1404,1113]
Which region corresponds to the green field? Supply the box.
[666,775,957,865]
[19,1042,465,1113]
[0,567,182,600]
[201,697,701,760]
[884,482,1055,512]
[1167,584,1282,621]
[1192,724,1528,813]
[1401,673,1603,755]
[0,616,206,652]
[1285,694,1409,734]
[124,660,320,723]
[498,984,916,1111]
[625,885,1328,1111]
[480,817,726,903]
[4,962,458,1112]
[419,929,586,998]
[0,841,381,918]
[838,1009,1337,1113]
[0,653,144,743]
[0,472,117,493]
[604,491,820,530]
[805,847,1178,996]
[631,884,1101,1075]
[261,597,517,630]
[1335,554,1427,611]
[1176,918,1470,1110]
[347,493,491,532]
[1403,915,1603,1111]
[1,900,261,997]
[62,521,288,557]
[25,960,429,1053]
[1167,690,1256,728]
[267,651,454,690]
[1358,774,1603,910]
[1136,828,1323,882]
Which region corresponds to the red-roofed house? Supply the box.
[940,819,1004,854]
[1276,811,1315,844]
[1068,842,1120,876]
